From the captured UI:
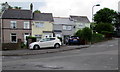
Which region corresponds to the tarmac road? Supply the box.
[2,38,119,70]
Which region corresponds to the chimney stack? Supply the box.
[30,3,33,11]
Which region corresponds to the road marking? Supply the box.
[109,45,114,46]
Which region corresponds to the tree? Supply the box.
[34,10,41,13]
[95,23,114,33]
[14,6,22,9]
[94,8,117,24]
[114,12,120,31]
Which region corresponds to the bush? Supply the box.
[92,33,105,43]
[101,31,113,39]
[75,27,92,42]
[82,27,92,42]
[75,29,82,37]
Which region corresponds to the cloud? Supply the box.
[39,0,119,22]
[1,0,119,22]
[0,0,45,2]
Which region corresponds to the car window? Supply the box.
[40,38,50,42]
[40,38,55,42]
[50,38,55,41]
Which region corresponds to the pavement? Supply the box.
[1,45,90,56]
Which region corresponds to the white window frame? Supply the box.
[63,25,66,30]
[11,21,17,29]
[63,25,72,30]
[10,33,17,43]
[24,21,30,29]
[67,26,72,30]
[35,22,44,28]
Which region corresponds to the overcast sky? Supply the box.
[0,0,119,22]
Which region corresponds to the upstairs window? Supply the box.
[24,22,30,29]
[63,25,72,30]
[11,21,17,29]
[35,22,44,28]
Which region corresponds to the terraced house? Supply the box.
[70,15,90,32]
[32,13,54,41]
[53,17,75,43]
[1,9,32,44]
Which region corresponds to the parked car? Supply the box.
[68,36,80,45]
[29,37,62,50]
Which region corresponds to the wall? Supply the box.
[75,22,90,32]
[32,21,53,38]
[2,19,32,43]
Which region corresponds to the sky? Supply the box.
[0,0,120,22]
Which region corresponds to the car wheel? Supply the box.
[54,43,60,48]
[33,45,40,50]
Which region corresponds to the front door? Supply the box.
[24,33,30,45]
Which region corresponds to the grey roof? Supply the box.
[2,9,32,19]
[33,13,54,22]
[70,15,90,23]
[54,17,75,25]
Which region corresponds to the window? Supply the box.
[63,25,66,30]
[63,25,72,30]
[79,23,83,26]
[50,38,55,41]
[24,22,30,29]
[35,22,44,27]
[11,21,17,29]
[67,26,72,30]
[11,33,17,43]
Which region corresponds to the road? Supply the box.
[2,38,118,70]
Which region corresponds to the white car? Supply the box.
[29,37,62,50]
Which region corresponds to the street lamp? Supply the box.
[91,4,100,46]
[92,4,100,22]
[0,9,5,50]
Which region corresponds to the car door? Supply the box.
[39,38,52,48]
[49,38,55,47]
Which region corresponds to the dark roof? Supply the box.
[70,15,90,23]
[33,13,54,22]
[2,9,32,19]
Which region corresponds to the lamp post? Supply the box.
[0,8,5,49]
[91,4,100,46]
[92,4,100,22]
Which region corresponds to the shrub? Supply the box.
[82,27,92,42]
[92,33,105,43]
[101,31,113,39]
[75,27,92,42]
[75,29,82,37]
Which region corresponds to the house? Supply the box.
[1,9,32,44]
[32,13,54,41]
[70,15,90,32]
[53,17,75,43]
